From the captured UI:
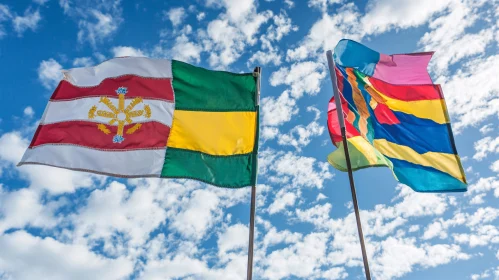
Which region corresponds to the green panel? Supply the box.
[161,148,256,188]
[172,60,257,111]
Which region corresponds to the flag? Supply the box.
[328,39,467,192]
[19,57,259,188]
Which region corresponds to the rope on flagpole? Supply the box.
[326,50,372,280]
[247,66,261,280]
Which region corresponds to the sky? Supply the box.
[0,0,498,279]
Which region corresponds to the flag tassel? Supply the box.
[326,50,372,280]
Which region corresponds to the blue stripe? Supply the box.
[372,111,455,154]
[387,157,467,192]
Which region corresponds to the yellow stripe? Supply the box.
[167,110,256,156]
[373,139,465,183]
[361,76,448,124]
[349,136,379,165]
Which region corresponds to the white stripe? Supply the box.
[19,145,166,177]
[42,97,174,127]
[63,57,172,87]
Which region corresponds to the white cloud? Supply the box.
[439,54,499,132]
[296,203,332,228]
[418,1,491,74]
[473,136,499,161]
[0,4,11,21]
[171,189,220,239]
[23,106,34,117]
[361,0,453,35]
[38,58,63,90]
[261,91,298,127]
[308,0,343,11]
[263,11,298,42]
[262,151,333,189]
[78,10,121,46]
[0,187,58,234]
[140,254,209,280]
[261,126,279,140]
[217,223,248,256]
[263,232,329,279]
[111,46,146,57]
[72,181,168,253]
[0,4,11,38]
[286,4,362,62]
[277,106,324,151]
[470,193,486,205]
[165,7,186,26]
[12,8,41,36]
[316,193,327,201]
[248,50,281,66]
[268,189,297,214]
[453,224,499,247]
[479,124,494,135]
[197,12,205,21]
[72,57,94,67]
[491,160,499,172]
[0,231,133,280]
[203,0,272,67]
[270,61,326,98]
[262,227,302,249]
[466,177,499,198]
[169,34,202,63]
[371,237,469,279]
[466,207,499,227]
[431,29,494,75]
[471,271,491,280]
[408,225,420,232]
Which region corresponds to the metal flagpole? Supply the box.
[247,66,261,280]
[326,50,372,280]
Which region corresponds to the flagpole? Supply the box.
[326,50,372,280]
[247,66,261,280]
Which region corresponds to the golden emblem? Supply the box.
[88,87,151,143]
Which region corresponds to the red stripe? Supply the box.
[51,75,174,101]
[30,121,170,150]
[373,103,400,125]
[368,76,442,101]
[327,96,361,144]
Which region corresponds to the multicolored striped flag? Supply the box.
[19,57,259,188]
[328,39,467,192]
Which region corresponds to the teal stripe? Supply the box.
[388,157,467,192]
[333,39,379,76]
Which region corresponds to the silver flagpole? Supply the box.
[247,66,261,280]
[326,50,372,280]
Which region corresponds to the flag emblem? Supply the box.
[87,87,152,143]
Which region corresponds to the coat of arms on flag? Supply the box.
[88,86,152,143]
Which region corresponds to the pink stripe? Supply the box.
[373,52,433,85]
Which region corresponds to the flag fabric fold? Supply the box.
[328,39,467,192]
[19,57,259,188]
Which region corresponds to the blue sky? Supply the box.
[0,0,499,279]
